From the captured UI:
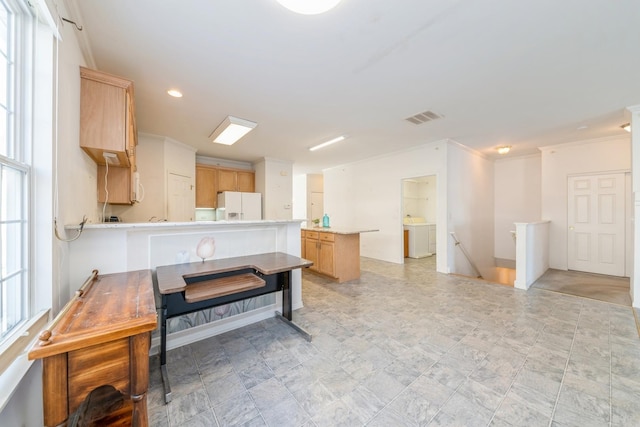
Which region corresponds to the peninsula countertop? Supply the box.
[65,219,304,230]
[301,227,378,235]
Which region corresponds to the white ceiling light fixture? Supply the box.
[497,145,511,155]
[309,135,346,151]
[621,123,631,132]
[167,89,183,98]
[209,116,257,145]
[276,0,342,15]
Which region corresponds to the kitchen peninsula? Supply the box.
[301,227,378,282]
[66,220,306,352]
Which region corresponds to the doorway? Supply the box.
[167,172,193,221]
[567,173,626,277]
[310,192,324,222]
[401,175,437,262]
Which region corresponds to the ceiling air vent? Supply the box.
[405,110,443,125]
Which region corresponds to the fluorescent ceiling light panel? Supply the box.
[276,0,342,15]
[309,135,345,151]
[210,116,257,145]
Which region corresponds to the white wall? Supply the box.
[2,0,87,423]
[494,154,542,262]
[540,137,631,270]
[629,104,640,307]
[446,143,495,278]
[323,141,449,271]
[108,135,196,222]
[402,177,436,221]
[292,174,307,220]
[109,134,164,222]
[255,158,293,220]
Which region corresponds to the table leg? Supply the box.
[42,353,68,426]
[130,332,150,426]
[275,270,312,342]
[160,295,172,403]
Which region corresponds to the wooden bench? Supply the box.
[155,252,312,403]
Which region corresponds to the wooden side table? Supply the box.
[28,269,157,427]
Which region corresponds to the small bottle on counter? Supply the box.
[322,214,330,228]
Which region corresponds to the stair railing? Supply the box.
[449,232,483,279]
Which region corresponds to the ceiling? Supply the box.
[66,0,639,175]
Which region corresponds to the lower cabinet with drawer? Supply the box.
[304,230,360,282]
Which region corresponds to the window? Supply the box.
[0,0,31,346]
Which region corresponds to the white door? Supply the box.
[167,172,193,222]
[311,192,323,221]
[568,173,625,276]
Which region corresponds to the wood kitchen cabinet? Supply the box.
[195,165,255,208]
[195,165,218,208]
[304,230,360,282]
[217,168,255,193]
[79,67,137,168]
[80,67,138,205]
[97,164,135,204]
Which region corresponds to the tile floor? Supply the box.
[531,269,632,306]
[148,256,640,426]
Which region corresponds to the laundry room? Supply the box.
[402,175,437,259]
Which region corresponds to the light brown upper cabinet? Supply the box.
[216,168,255,193]
[237,171,255,192]
[79,67,137,167]
[80,67,138,205]
[195,165,218,208]
[195,165,255,208]
[217,169,237,193]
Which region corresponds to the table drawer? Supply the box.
[305,231,319,239]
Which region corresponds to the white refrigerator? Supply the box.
[216,191,262,220]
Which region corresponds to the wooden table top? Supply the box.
[28,270,157,360]
[156,252,313,295]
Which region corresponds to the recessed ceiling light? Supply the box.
[276,0,342,15]
[497,145,511,155]
[309,135,346,151]
[167,89,183,98]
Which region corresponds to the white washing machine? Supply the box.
[404,218,436,258]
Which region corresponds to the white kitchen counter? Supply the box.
[66,219,307,354]
[66,219,302,230]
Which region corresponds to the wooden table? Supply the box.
[155,252,312,403]
[28,270,157,427]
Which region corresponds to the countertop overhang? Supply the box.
[65,219,305,230]
[301,227,378,235]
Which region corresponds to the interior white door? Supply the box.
[167,172,193,221]
[568,173,625,276]
[310,192,323,221]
